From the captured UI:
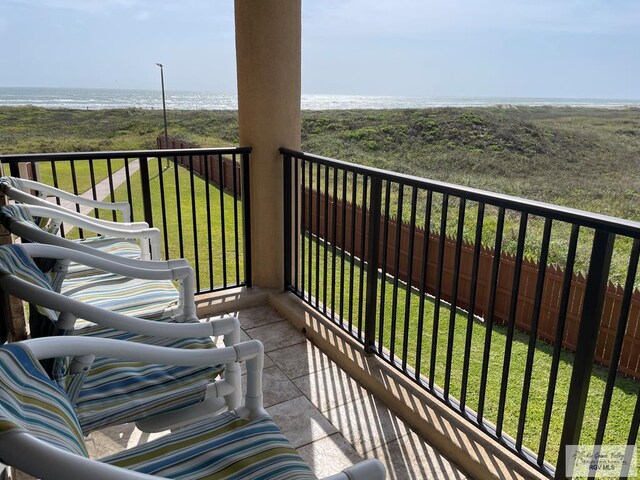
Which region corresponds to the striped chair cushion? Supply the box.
[0,244,59,321]
[0,343,88,458]
[69,321,223,434]
[66,237,142,278]
[62,274,180,320]
[0,204,46,231]
[102,411,317,480]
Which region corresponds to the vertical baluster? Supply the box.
[444,198,466,400]
[124,158,133,220]
[156,156,170,260]
[477,207,506,422]
[323,163,330,314]
[460,202,485,411]
[308,162,313,302]
[339,170,348,327]
[517,217,553,450]
[173,154,184,259]
[106,158,116,222]
[415,190,433,381]
[232,154,241,285]
[364,176,382,353]
[69,161,83,239]
[241,150,252,287]
[203,154,213,286]
[429,193,449,390]
[378,181,392,356]
[188,155,200,292]
[331,166,338,321]
[300,160,306,297]
[139,156,153,228]
[218,154,227,288]
[88,159,99,219]
[348,172,358,331]
[390,184,405,360]
[357,176,369,336]
[294,158,300,292]
[401,186,419,370]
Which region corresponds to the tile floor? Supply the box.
[82,305,469,479]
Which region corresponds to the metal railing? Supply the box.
[282,147,640,478]
[1,147,252,292]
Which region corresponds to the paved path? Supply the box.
[54,160,140,216]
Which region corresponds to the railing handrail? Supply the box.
[0,146,253,163]
[280,147,640,239]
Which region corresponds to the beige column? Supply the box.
[234,0,301,289]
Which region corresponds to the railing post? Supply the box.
[139,156,153,228]
[9,162,19,178]
[363,175,383,354]
[241,151,252,288]
[283,153,293,289]
[555,229,615,479]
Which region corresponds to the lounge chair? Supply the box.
[0,204,185,320]
[0,243,241,434]
[0,336,385,479]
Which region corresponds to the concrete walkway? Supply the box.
[54,160,140,215]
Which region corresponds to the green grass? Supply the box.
[302,232,640,468]
[65,160,244,291]
[34,159,125,195]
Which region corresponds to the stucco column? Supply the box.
[235,0,301,289]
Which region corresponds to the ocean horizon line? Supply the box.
[1,87,639,110]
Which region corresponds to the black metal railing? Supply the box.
[282,147,640,478]
[1,147,252,292]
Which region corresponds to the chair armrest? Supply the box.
[4,177,132,222]
[19,243,189,282]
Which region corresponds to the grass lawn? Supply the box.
[301,232,640,468]
[62,158,244,291]
[35,159,126,196]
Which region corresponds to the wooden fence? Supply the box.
[303,188,640,380]
[157,137,242,197]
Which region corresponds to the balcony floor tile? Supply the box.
[245,319,306,352]
[267,340,333,379]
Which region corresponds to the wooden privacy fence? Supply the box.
[302,188,640,380]
[158,136,242,197]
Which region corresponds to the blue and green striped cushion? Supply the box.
[70,321,223,434]
[0,244,59,321]
[0,343,88,458]
[66,237,142,278]
[62,274,180,320]
[102,411,317,480]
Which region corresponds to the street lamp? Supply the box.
[156,63,170,168]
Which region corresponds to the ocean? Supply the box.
[0,87,638,110]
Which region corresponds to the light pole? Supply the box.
[156,63,170,168]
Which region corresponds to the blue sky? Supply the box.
[1,0,639,99]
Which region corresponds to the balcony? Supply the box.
[2,145,639,479]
